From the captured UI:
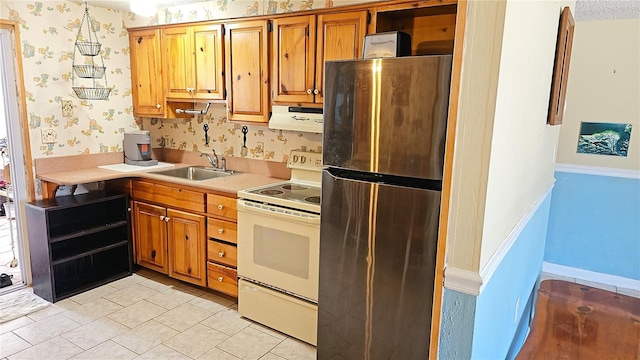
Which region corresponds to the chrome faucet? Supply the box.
[200,150,218,169]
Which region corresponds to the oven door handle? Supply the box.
[237,199,320,225]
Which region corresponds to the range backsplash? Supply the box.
[142,103,322,163]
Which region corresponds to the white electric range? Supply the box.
[236,150,322,345]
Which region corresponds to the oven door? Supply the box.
[237,199,320,302]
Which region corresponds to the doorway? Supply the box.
[0,21,35,294]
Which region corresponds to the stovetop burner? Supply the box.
[243,181,321,213]
[305,196,320,204]
[260,189,285,195]
[282,184,308,191]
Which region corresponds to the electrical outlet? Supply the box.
[41,128,57,144]
[61,100,73,117]
[514,297,520,323]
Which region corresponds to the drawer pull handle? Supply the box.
[218,228,224,234]
[217,204,224,210]
[217,276,224,282]
[218,251,225,257]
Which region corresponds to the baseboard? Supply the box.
[555,163,640,179]
[542,262,640,290]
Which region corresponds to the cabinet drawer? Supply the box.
[207,262,238,297]
[207,218,237,244]
[207,194,237,219]
[133,180,205,213]
[207,240,237,268]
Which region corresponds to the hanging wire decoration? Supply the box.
[71,1,112,100]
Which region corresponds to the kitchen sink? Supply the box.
[150,166,236,181]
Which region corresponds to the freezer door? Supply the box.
[318,169,441,359]
[323,56,452,180]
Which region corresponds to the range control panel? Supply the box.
[288,150,323,171]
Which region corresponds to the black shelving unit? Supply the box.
[26,191,132,302]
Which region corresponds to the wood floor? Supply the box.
[517,279,640,360]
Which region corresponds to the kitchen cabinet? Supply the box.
[162,24,225,101]
[206,193,238,297]
[271,11,368,105]
[26,192,132,302]
[225,20,270,123]
[129,29,165,117]
[370,3,458,55]
[132,180,207,287]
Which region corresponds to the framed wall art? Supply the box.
[547,7,575,126]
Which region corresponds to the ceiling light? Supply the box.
[130,0,157,17]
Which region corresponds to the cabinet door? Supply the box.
[162,26,193,99]
[225,20,270,123]
[193,24,225,100]
[133,201,168,274]
[271,16,316,104]
[315,11,368,104]
[129,29,164,116]
[167,208,207,286]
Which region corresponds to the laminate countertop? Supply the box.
[37,163,285,195]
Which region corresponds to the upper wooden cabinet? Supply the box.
[162,24,225,101]
[129,29,164,117]
[272,11,368,105]
[225,20,270,123]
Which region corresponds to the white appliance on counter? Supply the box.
[268,105,323,133]
[237,149,322,345]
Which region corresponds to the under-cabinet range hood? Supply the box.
[269,105,323,133]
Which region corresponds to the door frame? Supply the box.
[0,20,36,286]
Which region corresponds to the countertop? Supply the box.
[37,162,285,194]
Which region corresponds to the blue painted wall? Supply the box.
[470,194,551,359]
[545,171,640,280]
[439,194,552,359]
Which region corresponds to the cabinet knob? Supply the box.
[165,217,170,222]
[306,89,312,95]
[217,276,224,282]
[313,89,319,95]
[218,251,225,258]
[151,250,156,258]
[159,215,165,221]
[156,104,161,109]
[218,228,224,234]
[217,204,224,210]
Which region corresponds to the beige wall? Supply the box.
[480,0,572,269]
[556,18,640,170]
[445,0,506,273]
[446,0,575,275]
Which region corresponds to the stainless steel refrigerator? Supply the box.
[319,55,452,359]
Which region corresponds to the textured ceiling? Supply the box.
[84,0,640,21]
[575,0,640,21]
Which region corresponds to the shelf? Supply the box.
[26,191,132,302]
[52,239,129,265]
[50,221,128,244]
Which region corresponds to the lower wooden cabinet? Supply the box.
[131,179,238,295]
[134,201,168,274]
[167,208,206,286]
[207,262,238,297]
[133,201,207,287]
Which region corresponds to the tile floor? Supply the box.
[0,269,316,360]
[540,272,640,298]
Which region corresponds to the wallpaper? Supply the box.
[0,0,374,197]
[1,1,139,158]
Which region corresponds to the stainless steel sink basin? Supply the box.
[150,166,236,181]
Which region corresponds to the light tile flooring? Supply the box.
[540,272,640,298]
[0,269,316,360]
